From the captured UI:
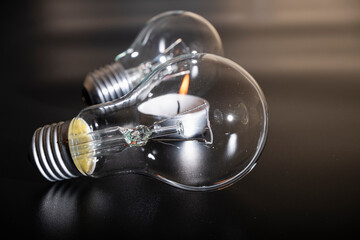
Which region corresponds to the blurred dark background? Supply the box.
[2,0,360,239]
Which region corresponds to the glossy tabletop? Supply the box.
[2,0,360,239]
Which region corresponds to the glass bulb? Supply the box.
[82,10,223,105]
[31,53,268,191]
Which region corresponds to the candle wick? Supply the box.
[177,100,180,114]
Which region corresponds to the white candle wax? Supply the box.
[138,93,211,140]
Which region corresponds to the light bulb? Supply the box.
[30,53,268,191]
[82,10,223,105]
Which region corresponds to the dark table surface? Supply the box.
[2,0,360,239]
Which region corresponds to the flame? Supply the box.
[179,74,189,95]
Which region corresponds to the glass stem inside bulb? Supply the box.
[151,121,184,139]
[69,120,185,165]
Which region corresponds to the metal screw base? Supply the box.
[30,121,82,181]
[83,61,132,105]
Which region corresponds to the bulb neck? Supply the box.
[30,121,82,181]
[83,61,136,105]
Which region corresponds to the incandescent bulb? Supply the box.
[31,53,268,191]
[82,10,223,105]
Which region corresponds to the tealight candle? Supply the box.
[138,93,212,143]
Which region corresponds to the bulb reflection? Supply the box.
[36,178,161,238]
[131,51,139,58]
[147,153,156,160]
[227,114,234,122]
[226,133,238,159]
[179,141,202,170]
[38,182,80,237]
[36,177,247,238]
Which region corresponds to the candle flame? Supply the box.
[179,74,189,95]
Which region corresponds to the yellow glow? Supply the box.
[68,118,97,175]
